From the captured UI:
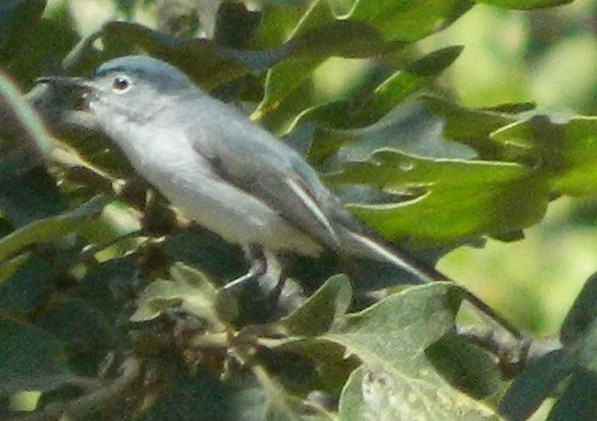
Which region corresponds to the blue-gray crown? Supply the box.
[93,55,194,92]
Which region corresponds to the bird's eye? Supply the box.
[112,76,131,93]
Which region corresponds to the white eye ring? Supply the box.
[112,75,132,93]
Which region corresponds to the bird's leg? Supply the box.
[222,246,268,291]
[222,247,291,322]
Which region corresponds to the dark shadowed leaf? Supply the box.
[100,22,252,89]
[278,274,352,336]
[0,166,65,227]
[0,68,53,164]
[36,298,121,362]
[561,273,597,346]
[139,368,240,421]
[0,318,69,396]
[547,369,597,421]
[491,116,597,195]
[473,0,574,10]
[426,333,501,399]
[0,255,53,312]
[0,195,106,262]
[422,95,518,160]
[498,350,573,420]
[0,0,47,60]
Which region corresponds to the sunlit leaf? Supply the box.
[131,262,232,330]
[325,150,549,244]
[324,283,498,419]
[346,0,472,41]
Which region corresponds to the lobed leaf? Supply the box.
[323,283,499,419]
[325,150,550,244]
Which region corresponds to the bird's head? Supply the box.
[38,55,197,122]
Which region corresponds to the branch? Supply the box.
[10,357,143,421]
[457,325,561,378]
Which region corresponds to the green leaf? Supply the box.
[0,0,46,60]
[561,273,597,346]
[36,297,120,361]
[130,262,233,330]
[473,0,574,10]
[548,369,597,420]
[100,22,253,89]
[0,318,69,396]
[139,367,240,421]
[348,46,464,127]
[491,116,597,195]
[278,274,352,336]
[498,350,572,421]
[0,253,29,285]
[324,283,498,420]
[288,47,463,133]
[324,150,550,244]
[567,318,597,374]
[252,364,323,421]
[2,9,80,85]
[0,195,106,262]
[0,255,53,312]
[347,0,472,42]
[426,333,501,399]
[290,19,385,59]
[422,95,517,159]
[253,19,385,120]
[0,166,66,227]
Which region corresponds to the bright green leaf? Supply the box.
[346,0,472,41]
[325,150,549,244]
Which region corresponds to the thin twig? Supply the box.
[10,357,143,421]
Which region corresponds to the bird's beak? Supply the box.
[36,76,94,93]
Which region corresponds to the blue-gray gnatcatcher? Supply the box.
[38,55,448,288]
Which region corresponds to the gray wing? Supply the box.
[184,96,349,251]
[177,95,448,284]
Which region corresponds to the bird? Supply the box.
[37,55,449,290]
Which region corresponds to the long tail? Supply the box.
[340,229,449,283]
[340,228,523,339]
